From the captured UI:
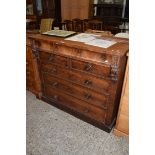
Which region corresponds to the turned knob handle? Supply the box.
[52,82,58,87]
[84,94,92,100]
[53,95,58,100]
[102,106,108,110]
[84,64,92,71]
[48,54,54,62]
[84,80,92,85]
[83,108,90,113]
[50,68,57,73]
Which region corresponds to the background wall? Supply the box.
[61,0,91,21]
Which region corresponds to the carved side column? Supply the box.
[110,55,120,81]
[30,39,42,99]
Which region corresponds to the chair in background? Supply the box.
[72,18,83,32]
[85,29,113,37]
[40,18,54,33]
[26,19,37,30]
[83,19,90,32]
[63,20,73,31]
[88,19,103,30]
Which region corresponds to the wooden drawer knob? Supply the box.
[101,54,108,63]
[84,80,92,86]
[84,94,92,100]
[102,106,108,110]
[52,82,58,87]
[48,55,55,63]
[53,95,58,100]
[50,68,57,73]
[83,108,90,113]
[84,63,92,71]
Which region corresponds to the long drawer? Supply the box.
[43,84,107,123]
[71,58,111,78]
[41,63,110,94]
[42,73,108,110]
[39,51,69,68]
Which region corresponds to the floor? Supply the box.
[26,91,129,155]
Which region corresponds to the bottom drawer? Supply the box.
[43,84,106,123]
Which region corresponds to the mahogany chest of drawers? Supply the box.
[29,34,128,132]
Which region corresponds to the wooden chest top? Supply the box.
[28,34,129,57]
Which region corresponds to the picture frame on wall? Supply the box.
[26,4,34,15]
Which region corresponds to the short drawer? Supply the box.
[43,73,108,110]
[43,85,106,123]
[41,63,110,94]
[39,51,68,68]
[71,59,111,77]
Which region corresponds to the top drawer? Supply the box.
[39,51,68,68]
[71,59,111,78]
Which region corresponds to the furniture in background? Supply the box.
[26,0,61,29]
[27,0,129,34]
[62,18,104,32]
[85,29,113,37]
[118,21,129,33]
[26,18,37,30]
[113,55,129,136]
[26,32,41,97]
[88,18,103,30]
[28,34,128,132]
[39,18,54,33]
[115,32,129,39]
[91,1,128,34]
[83,19,90,32]
[72,18,84,32]
[27,18,54,34]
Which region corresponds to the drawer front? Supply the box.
[43,73,108,110]
[41,63,110,94]
[43,85,106,123]
[39,51,68,68]
[71,59,111,77]
[26,46,33,60]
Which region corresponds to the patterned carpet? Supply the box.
[26,91,129,155]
